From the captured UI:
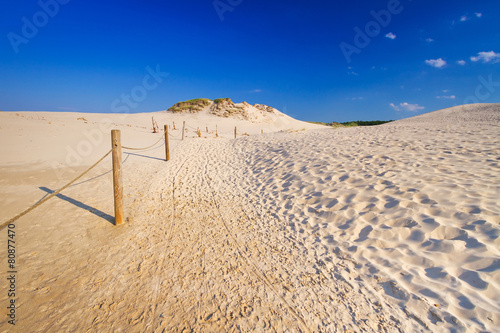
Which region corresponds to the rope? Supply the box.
[0,150,113,231]
[121,136,164,151]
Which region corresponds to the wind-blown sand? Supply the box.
[0,104,499,332]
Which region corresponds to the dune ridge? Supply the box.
[167,98,286,122]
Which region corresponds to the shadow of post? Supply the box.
[39,187,115,225]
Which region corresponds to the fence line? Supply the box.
[121,136,164,150]
[0,150,112,231]
[1,127,170,230]
[1,120,255,230]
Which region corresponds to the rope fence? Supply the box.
[1,120,259,230]
[0,150,112,231]
[121,136,164,151]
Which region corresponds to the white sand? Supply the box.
[0,104,499,332]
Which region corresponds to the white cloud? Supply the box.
[426,38,434,43]
[442,89,450,93]
[249,89,262,93]
[385,32,396,40]
[390,102,425,112]
[457,60,466,65]
[425,58,447,68]
[470,51,500,63]
[458,13,481,23]
[350,97,364,101]
[436,95,456,99]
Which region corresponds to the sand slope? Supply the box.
[234,104,500,332]
[0,104,499,332]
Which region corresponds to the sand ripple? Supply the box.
[236,104,500,332]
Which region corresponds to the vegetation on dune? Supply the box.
[168,98,212,113]
[213,98,232,104]
[340,120,393,126]
[210,98,247,118]
[308,120,393,127]
[306,121,328,126]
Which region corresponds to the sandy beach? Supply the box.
[1,103,499,332]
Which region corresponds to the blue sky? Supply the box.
[1,0,499,122]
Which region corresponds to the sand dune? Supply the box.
[0,104,499,332]
[235,104,500,332]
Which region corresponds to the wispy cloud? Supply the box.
[425,58,447,68]
[436,95,456,99]
[475,12,482,18]
[385,32,396,40]
[347,67,359,76]
[470,51,500,63]
[390,102,425,112]
[460,15,468,22]
[457,60,466,65]
[249,89,262,93]
[426,38,434,43]
[349,97,364,101]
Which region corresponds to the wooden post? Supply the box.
[111,130,124,225]
[261,129,263,134]
[206,126,208,133]
[234,126,237,139]
[164,125,170,161]
[173,121,176,130]
[152,117,159,133]
[216,125,218,137]
[182,121,186,140]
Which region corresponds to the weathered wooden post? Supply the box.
[216,125,218,137]
[152,117,159,133]
[234,126,237,139]
[173,121,176,130]
[182,121,186,140]
[111,130,124,225]
[206,126,208,133]
[164,125,170,161]
[261,129,263,134]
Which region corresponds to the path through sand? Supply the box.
[1,138,417,332]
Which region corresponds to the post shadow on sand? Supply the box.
[39,187,115,225]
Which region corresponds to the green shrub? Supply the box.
[322,120,394,127]
[168,98,212,113]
